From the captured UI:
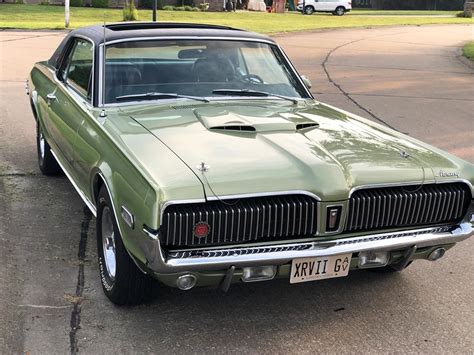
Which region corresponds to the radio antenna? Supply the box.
[99,12,107,119]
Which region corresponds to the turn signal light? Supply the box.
[326,206,342,232]
[358,251,389,268]
[242,266,276,282]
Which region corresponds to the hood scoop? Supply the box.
[210,123,256,132]
[194,108,321,133]
[296,122,319,130]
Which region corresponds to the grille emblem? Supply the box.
[193,222,210,238]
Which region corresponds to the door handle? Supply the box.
[46,93,57,101]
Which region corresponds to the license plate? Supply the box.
[290,253,352,284]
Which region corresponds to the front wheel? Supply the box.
[96,186,156,305]
[334,6,345,15]
[304,5,314,15]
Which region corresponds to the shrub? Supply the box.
[191,6,200,10]
[71,0,84,7]
[174,5,185,10]
[455,11,465,17]
[91,0,109,8]
[183,5,192,10]
[123,0,139,20]
[163,5,173,10]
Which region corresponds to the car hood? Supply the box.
[121,100,469,201]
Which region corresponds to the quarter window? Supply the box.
[65,39,93,100]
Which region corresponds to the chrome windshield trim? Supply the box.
[103,96,306,108]
[348,179,473,198]
[143,222,473,273]
[97,36,311,107]
[276,43,313,99]
[103,36,277,47]
[50,149,97,217]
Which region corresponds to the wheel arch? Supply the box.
[91,166,151,275]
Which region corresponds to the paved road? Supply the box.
[1,25,473,354]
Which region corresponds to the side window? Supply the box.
[65,39,94,100]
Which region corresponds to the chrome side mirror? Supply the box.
[301,75,312,89]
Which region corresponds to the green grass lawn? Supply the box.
[462,41,474,61]
[350,9,459,15]
[0,4,472,33]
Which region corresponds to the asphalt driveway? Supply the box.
[0,24,473,353]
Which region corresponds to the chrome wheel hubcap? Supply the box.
[101,206,116,280]
[39,132,45,159]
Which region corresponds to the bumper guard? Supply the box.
[143,222,473,273]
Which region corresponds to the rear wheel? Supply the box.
[304,5,314,14]
[334,6,345,15]
[36,122,61,175]
[96,186,156,305]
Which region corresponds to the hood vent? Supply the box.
[210,125,256,132]
[296,122,319,130]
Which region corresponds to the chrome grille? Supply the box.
[346,183,471,232]
[160,194,318,247]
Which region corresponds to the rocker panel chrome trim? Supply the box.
[50,149,97,217]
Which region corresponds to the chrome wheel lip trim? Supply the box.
[102,206,117,280]
[39,132,45,159]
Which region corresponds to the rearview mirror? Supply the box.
[301,75,312,89]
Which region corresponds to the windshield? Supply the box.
[104,40,310,104]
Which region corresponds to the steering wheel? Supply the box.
[241,74,264,84]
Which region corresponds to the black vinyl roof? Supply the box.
[73,22,271,45]
[49,22,273,68]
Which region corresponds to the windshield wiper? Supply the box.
[212,89,298,104]
[116,92,209,103]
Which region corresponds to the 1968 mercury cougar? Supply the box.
[27,22,474,305]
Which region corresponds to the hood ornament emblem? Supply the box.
[400,151,410,159]
[197,162,210,172]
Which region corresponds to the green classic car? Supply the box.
[28,22,474,305]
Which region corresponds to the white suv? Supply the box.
[296,0,352,15]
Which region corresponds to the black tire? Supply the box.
[96,186,156,305]
[367,261,413,273]
[335,6,345,15]
[36,122,62,175]
[304,5,314,15]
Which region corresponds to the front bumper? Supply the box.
[142,222,473,274]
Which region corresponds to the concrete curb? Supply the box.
[456,47,474,70]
